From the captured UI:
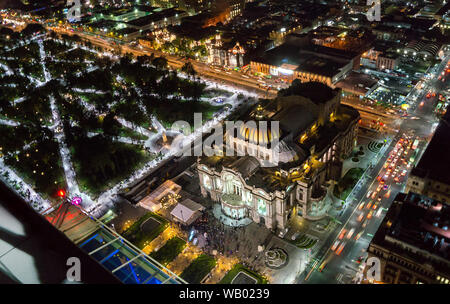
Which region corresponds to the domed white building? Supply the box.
[198,82,360,229]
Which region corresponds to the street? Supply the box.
[298,55,450,284]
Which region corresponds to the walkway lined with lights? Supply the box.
[37,39,89,205]
[0,158,51,212]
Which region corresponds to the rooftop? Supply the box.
[278,81,338,104]
[253,43,356,77]
[126,8,184,27]
[335,71,378,96]
[371,192,450,274]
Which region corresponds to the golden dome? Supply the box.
[238,122,280,145]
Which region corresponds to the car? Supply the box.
[279,228,289,238]
[354,231,363,241]
[377,196,382,202]
[331,240,340,251]
[362,219,369,228]
[367,210,374,219]
[358,202,365,210]
[383,184,389,190]
[376,208,383,218]
[372,202,379,210]
[370,189,380,199]
[366,201,373,209]
[357,212,364,222]
[385,190,392,198]
[355,255,364,264]
[336,242,346,255]
[366,190,373,199]
[346,228,355,239]
[338,229,347,240]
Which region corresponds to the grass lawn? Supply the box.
[122,212,168,249]
[150,237,186,265]
[333,167,364,200]
[219,264,268,284]
[180,254,216,284]
[290,235,318,250]
[119,126,149,141]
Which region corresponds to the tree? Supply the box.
[181,62,196,79]
[21,24,45,36]
[102,113,121,139]
[152,56,168,71]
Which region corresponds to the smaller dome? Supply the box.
[273,140,298,163]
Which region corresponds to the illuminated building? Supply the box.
[404,40,441,61]
[250,42,359,88]
[211,40,246,67]
[198,82,359,229]
[376,52,399,71]
[365,192,450,284]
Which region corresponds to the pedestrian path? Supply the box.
[166,245,202,275]
[142,225,177,254]
[204,256,239,284]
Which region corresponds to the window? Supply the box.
[257,198,267,216]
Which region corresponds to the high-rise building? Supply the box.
[405,110,450,203]
[365,191,450,284]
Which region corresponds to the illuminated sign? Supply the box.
[71,196,82,206]
[188,229,196,241]
[270,67,278,76]
[277,67,294,75]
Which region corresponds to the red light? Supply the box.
[57,189,66,198]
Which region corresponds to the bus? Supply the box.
[412,139,419,150]
[409,150,418,163]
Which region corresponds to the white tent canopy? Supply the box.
[170,199,205,225]
[138,180,181,212]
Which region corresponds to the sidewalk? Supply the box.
[142,225,179,254]
[166,244,202,275]
[204,255,239,284]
